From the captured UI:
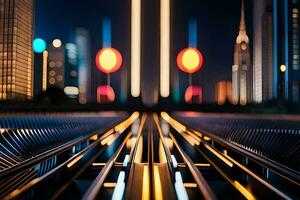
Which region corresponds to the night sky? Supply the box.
[35,0,253,102]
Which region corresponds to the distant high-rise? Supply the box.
[0,0,34,100]
[253,0,274,102]
[47,39,65,89]
[232,0,252,105]
[75,28,92,104]
[273,0,300,103]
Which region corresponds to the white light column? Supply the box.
[131,0,142,97]
[160,0,171,98]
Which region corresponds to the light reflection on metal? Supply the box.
[160,0,171,98]
[142,165,150,200]
[131,0,141,97]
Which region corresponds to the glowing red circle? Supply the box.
[177,48,204,74]
[95,48,122,74]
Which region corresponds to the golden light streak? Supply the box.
[92,163,106,167]
[115,112,139,133]
[204,144,233,168]
[101,134,115,145]
[233,181,256,200]
[67,154,84,168]
[142,165,150,200]
[194,163,211,167]
[134,136,143,163]
[106,133,120,146]
[131,0,141,97]
[183,183,198,188]
[104,182,116,188]
[159,140,167,163]
[160,0,171,97]
[89,135,98,141]
[203,136,211,141]
[42,51,48,91]
[153,165,163,200]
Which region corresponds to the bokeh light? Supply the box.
[95,48,122,74]
[177,48,203,74]
[32,38,46,53]
[97,85,115,103]
[52,39,62,48]
[280,64,286,72]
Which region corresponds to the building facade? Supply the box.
[0,0,34,100]
[47,41,65,89]
[253,0,274,102]
[274,0,300,103]
[232,0,252,105]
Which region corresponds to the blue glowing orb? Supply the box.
[33,38,46,53]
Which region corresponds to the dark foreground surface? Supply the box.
[0,111,299,199]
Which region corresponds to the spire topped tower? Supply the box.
[232,0,252,105]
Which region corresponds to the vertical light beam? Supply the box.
[103,18,111,48]
[188,19,197,48]
[131,0,141,97]
[160,0,171,98]
[42,51,48,91]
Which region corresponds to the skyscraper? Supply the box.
[253,0,274,102]
[272,0,299,102]
[75,28,92,104]
[0,0,34,100]
[47,39,65,89]
[232,0,252,105]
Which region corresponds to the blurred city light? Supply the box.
[280,64,287,72]
[97,85,115,103]
[52,39,62,48]
[185,86,203,104]
[160,0,171,98]
[177,48,203,74]
[64,86,79,96]
[95,48,122,74]
[33,38,46,53]
[131,0,141,97]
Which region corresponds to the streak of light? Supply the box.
[123,154,130,167]
[160,0,171,97]
[131,0,141,97]
[171,155,178,168]
[204,144,233,168]
[233,181,256,200]
[112,171,126,200]
[194,163,211,167]
[67,154,84,168]
[92,163,106,167]
[103,182,116,188]
[89,135,98,141]
[134,136,143,163]
[159,140,167,163]
[174,172,189,200]
[142,165,150,200]
[184,183,198,188]
[153,165,163,200]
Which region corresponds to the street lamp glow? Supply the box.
[280,64,286,72]
[52,39,62,48]
[177,48,204,74]
[95,48,122,74]
[33,38,46,53]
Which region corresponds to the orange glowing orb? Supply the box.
[177,48,203,74]
[95,48,122,74]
